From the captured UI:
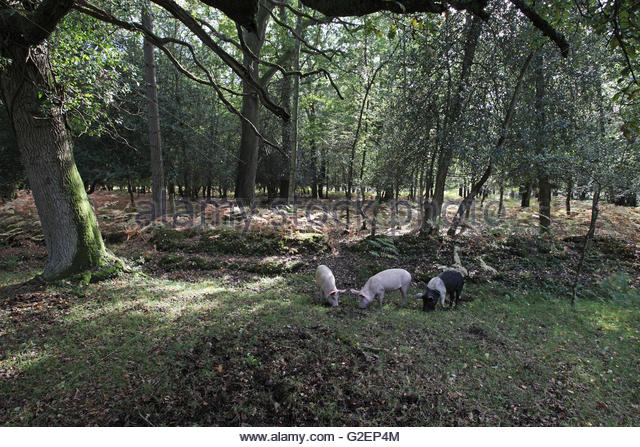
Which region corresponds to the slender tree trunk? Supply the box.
[571,182,601,305]
[143,2,165,220]
[535,52,551,233]
[346,53,389,223]
[127,179,136,209]
[566,177,573,215]
[167,183,175,215]
[429,14,483,231]
[420,146,438,233]
[306,102,319,198]
[0,43,107,280]
[418,158,425,205]
[521,182,532,207]
[539,178,552,231]
[280,18,293,203]
[359,126,369,202]
[310,137,318,198]
[286,16,303,204]
[320,145,327,198]
[498,182,505,218]
[425,146,437,200]
[447,50,534,236]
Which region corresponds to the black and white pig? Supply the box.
[416,270,465,311]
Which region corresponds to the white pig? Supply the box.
[350,268,411,309]
[315,265,346,307]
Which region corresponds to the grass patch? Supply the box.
[157,253,303,275]
[2,271,639,426]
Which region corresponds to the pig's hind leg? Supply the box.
[400,284,408,307]
[454,283,464,308]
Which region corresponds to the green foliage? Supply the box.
[355,263,389,283]
[150,228,197,251]
[0,257,18,271]
[351,235,399,260]
[195,229,328,256]
[597,273,640,304]
[157,252,302,275]
[158,253,187,271]
[241,259,304,275]
[151,227,328,257]
[50,12,135,137]
[196,230,289,256]
[186,255,218,270]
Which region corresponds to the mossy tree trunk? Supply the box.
[0,42,108,280]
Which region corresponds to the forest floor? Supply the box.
[1,190,639,426]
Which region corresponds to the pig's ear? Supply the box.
[337,289,347,294]
[350,289,360,295]
[329,290,338,296]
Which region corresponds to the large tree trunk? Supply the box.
[234,77,260,202]
[234,26,263,202]
[143,2,165,220]
[234,5,275,203]
[0,43,108,280]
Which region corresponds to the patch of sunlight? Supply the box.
[584,306,631,332]
[64,277,236,324]
[239,275,292,295]
[443,189,460,199]
[0,270,39,286]
[1,345,51,375]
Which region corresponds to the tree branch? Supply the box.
[75,1,283,152]
[150,0,289,120]
[508,0,569,57]
[0,0,74,48]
